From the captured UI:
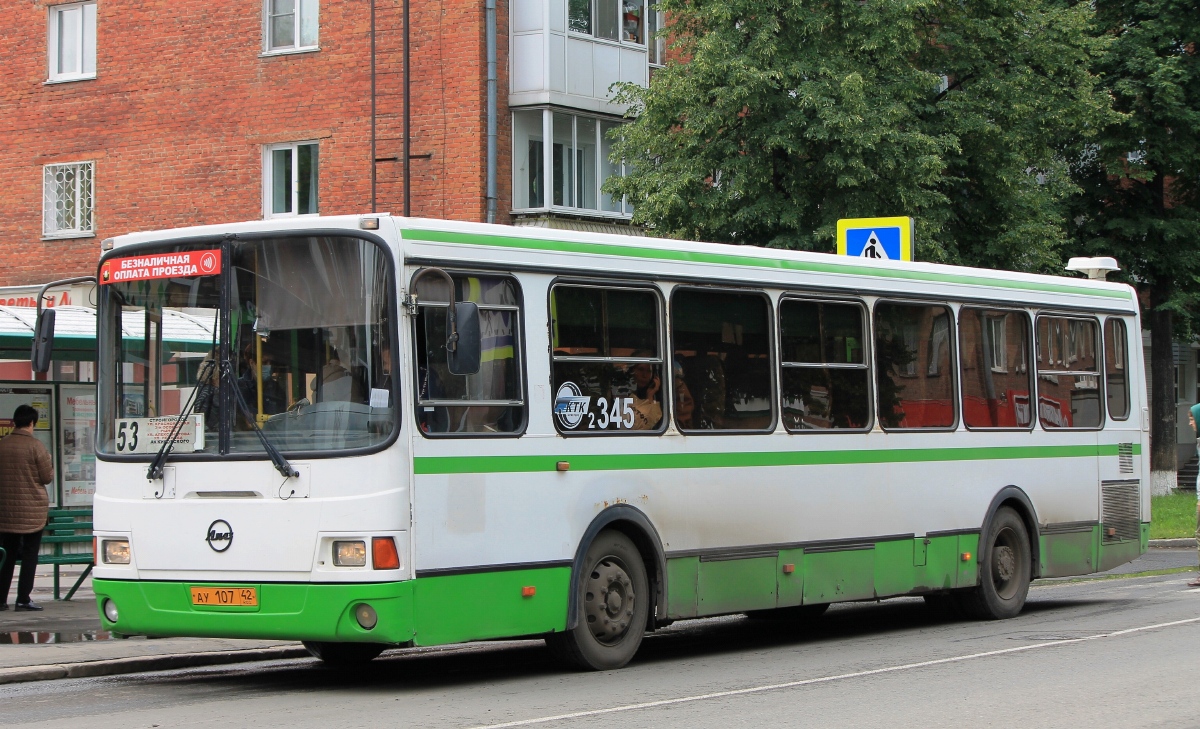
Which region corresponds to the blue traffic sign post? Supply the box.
[836,217,914,261]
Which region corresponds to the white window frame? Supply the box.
[569,0,650,47]
[988,315,1008,372]
[646,1,665,66]
[927,315,949,376]
[43,161,95,239]
[263,0,319,55]
[263,142,319,219]
[511,108,633,219]
[47,1,97,83]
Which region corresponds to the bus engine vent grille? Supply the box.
[1101,479,1140,543]
[1118,443,1134,474]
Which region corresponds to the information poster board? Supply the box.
[0,385,58,507]
[59,385,97,506]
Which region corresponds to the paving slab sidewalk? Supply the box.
[0,569,308,684]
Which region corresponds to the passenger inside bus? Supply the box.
[237,343,287,427]
[673,361,695,429]
[628,355,663,430]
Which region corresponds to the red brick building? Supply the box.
[0,0,662,287]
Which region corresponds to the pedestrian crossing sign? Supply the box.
[836,217,914,262]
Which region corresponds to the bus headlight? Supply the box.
[103,599,119,623]
[333,541,367,567]
[103,540,131,564]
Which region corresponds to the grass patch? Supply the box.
[1035,565,1196,587]
[1151,492,1197,539]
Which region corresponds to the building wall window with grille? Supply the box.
[512,109,633,218]
[48,1,97,82]
[263,142,318,218]
[264,0,318,54]
[43,162,95,239]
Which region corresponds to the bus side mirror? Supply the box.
[447,302,481,376]
[30,309,56,374]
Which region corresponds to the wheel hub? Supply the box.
[584,558,636,645]
[994,545,1016,583]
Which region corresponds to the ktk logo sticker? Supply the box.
[553,382,590,429]
[206,519,233,553]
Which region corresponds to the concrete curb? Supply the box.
[0,645,312,686]
[1149,538,1195,549]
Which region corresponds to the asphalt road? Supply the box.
[5,570,1200,728]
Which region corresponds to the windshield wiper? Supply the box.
[146,356,216,482]
[147,312,219,483]
[222,358,299,479]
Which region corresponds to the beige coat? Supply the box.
[0,430,54,534]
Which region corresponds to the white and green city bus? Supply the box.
[77,214,1148,669]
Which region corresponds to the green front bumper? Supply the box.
[93,566,570,646]
[93,578,415,644]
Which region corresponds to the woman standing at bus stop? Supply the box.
[0,405,55,611]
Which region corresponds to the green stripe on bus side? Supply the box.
[401,228,1132,300]
[413,443,1141,475]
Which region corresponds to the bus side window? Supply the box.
[874,302,957,430]
[550,284,665,434]
[778,299,870,431]
[412,273,526,436]
[670,289,774,432]
[1105,318,1130,421]
[958,308,1033,429]
[1035,316,1102,429]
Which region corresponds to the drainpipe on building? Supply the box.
[403,0,411,217]
[485,0,497,224]
[370,0,377,213]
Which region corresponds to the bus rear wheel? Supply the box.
[546,530,649,671]
[957,507,1031,620]
[303,641,387,666]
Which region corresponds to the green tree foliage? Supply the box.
[1069,0,1200,474]
[607,0,1113,271]
[1072,0,1200,327]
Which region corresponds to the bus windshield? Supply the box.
[96,235,397,458]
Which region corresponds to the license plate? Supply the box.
[190,586,258,607]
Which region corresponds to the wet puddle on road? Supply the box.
[0,631,113,644]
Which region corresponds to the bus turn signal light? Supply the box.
[372,537,401,570]
[522,586,536,597]
[961,552,972,562]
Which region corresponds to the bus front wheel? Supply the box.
[547,530,649,671]
[958,507,1031,620]
[303,641,386,666]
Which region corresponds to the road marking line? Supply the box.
[468,617,1200,729]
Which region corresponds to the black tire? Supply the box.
[745,603,829,621]
[957,506,1032,620]
[302,641,387,666]
[546,530,650,671]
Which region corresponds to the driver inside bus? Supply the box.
[237,343,287,425]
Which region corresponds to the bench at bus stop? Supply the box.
[0,508,93,601]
